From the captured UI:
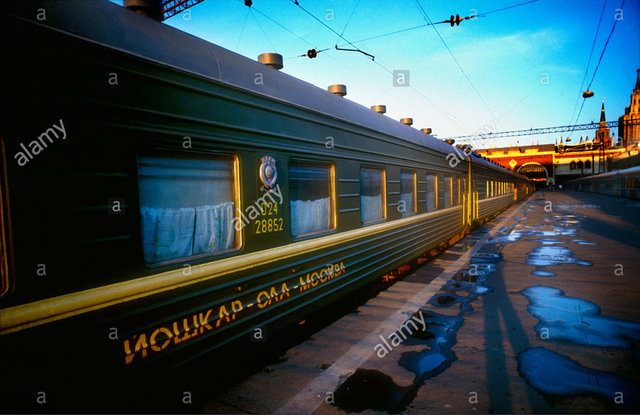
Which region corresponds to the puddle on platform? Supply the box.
[405,311,461,347]
[471,252,502,262]
[399,348,456,380]
[443,280,474,292]
[554,204,600,210]
[521,286,640,347]
[534,238,566,245]
[428,293,465,307]
[333,368,414,413]
[452,269,491,283]
[333,243,502,413]
[571,239,597,246]
[489,225,578,244]
[518,348,639,409]
[531,269,556,277]
[527,246,592,267]
[470,262,497,272]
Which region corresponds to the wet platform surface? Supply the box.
[204,191,640,414]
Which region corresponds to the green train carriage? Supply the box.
[0,0,533,403]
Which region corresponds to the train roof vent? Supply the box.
[400,118,413,126]
[124,0,163,21]
[371,105,386,114]
[421,128,432,134]
[328,84,347,97]
[444,139,455,145]
[258,53,283,70]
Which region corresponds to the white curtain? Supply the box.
[291,197,331,237]
[194,202,235,254]
[361,195,383,223]
[400,191,414,213]
[426,175,437,211]
[444,177,452,207]
[141,207,196,264]
[141,202,235,264]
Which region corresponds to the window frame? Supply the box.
[360,166,387,225]
[288,159,337,239]
[136,149,243,268]
[0,139,12,297]
[443,175,453,208]
[426,173,438,211]
[400,170,417,215]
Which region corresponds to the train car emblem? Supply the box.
[259,156,278,191]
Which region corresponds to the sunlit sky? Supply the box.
[113,0,639,148]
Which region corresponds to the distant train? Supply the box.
[0,0,534,399]
[565,166,640,199]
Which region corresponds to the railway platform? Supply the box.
[204,190,640,414]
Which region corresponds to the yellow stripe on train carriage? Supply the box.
[0,205,463,335]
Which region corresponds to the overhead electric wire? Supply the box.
[235,7,251,50]
[567,0,607,135]
[250,8,277,52]
[571,0,625,130]
[586,0,625,91]
[298,0,538,58]
[414,0,501,127]
[340,0,361,37]
[238,1,441,123]
[288,0,375,60]
[249,2,319,50]
[286,0,471,132]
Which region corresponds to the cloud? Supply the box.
[423,28,567,68]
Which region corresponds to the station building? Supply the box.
[475,70,640,185]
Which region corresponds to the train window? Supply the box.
[137,150,240,266]
[426,174,437,211]
[585,160,591,169]
[451,177,457,205]
[457,177,461,205]
[400,171,417,215]
[486,181,490,199]
[290,161,336,237]
[444,176,452,208]
[360,167,386,224]
[0,140,10,296]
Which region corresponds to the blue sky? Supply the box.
[115,0,639,148]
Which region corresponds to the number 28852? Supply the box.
[254,217,284,234]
